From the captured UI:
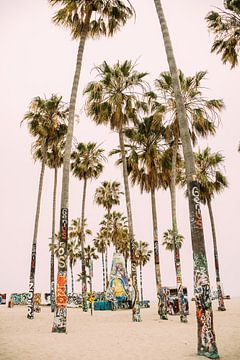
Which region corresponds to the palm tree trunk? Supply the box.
[119,127,141,322]
[124,255,128,278]
[50,166,58,313]
[153,1,219,357]
[170,140,187,323]
[207,199,225,311]
[52,9,92,333]
[106,209,110,289]
[70,262,74,294]
[102,252,106,292]
[139,262,143,303]
[150,188,167,319]
[81,177,88,312]
[27,141,47,319]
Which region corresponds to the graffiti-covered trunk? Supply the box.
[119,127,141,322]
[52,9,92,333]
[170,140,187,323]
[150,189,167,320]
[105,210,110,288]
[139,262,143,302]
[27,141,47,319]
[70,262,74,294]
[207,199,225,311]
[81,177,88,312]
[153,0,219,357]
[50,166,58,312]
[102,252,106,292]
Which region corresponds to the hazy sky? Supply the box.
[1,0,240,300]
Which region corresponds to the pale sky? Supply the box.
[1,0,239,301]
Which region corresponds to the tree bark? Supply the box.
[207,199,226,311]
[106,208,110,289]
[170,140,187,323]
[50,166,58,313]
[151,189,168,319]
[153,1,219,357]
[119,127,141,322]
[70,262,74,294]
[52,9,92,333]
[27,141,47,319]
[81,177,88,312]
[102,252,106,292]
[139,262,143,303]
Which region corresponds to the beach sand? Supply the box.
[0,299,239,360]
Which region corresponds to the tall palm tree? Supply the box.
[94,181,122,287]
[71,142,105,311]
[34,135,67,312]
[135,241,152,303]
[22,94,68,320]
[152,70,223,323]
[153,1,219,357]
[93,230,108,291]
[121,116,169,319]
[49,0,134,333]
[84,60,148,322]
[206,1,240,68]
[194,147,228,311]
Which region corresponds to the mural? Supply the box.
[106,253,129,301]
[0,293,6,305]
[10,293,41,305]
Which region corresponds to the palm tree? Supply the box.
[206,1,240,68]
[22,94,68,320]
[34,135,67,312]
[153,1,219,357]
[152,70,223,323]
[71,142,105,311]
[122,115,169,319]
[135,241,152,303]
[49,0,134,333]
[93,230,108,291]
[94,181,122,287]
[193,147,228,311]
[84,60,148,322]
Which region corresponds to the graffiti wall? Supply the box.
[0,293,6,305]
[10,293,41,305]
[106,253,129,301]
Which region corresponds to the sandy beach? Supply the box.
[0,299,239,360]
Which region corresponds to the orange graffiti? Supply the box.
[195,211,203,229]
[56,275,67,307]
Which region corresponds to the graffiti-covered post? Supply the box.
[151,189,168,320]
[52,208,68,333]
[27,243,36,319]
[189,182,219,357]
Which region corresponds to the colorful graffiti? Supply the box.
[27,243,36,319]
[67,293,82,307]
[194,254,219,358]
[107,253,129,300]
[11,293,41,305]
[0,293,6,305]
[189,182,219,357]
[52,208,68,333]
